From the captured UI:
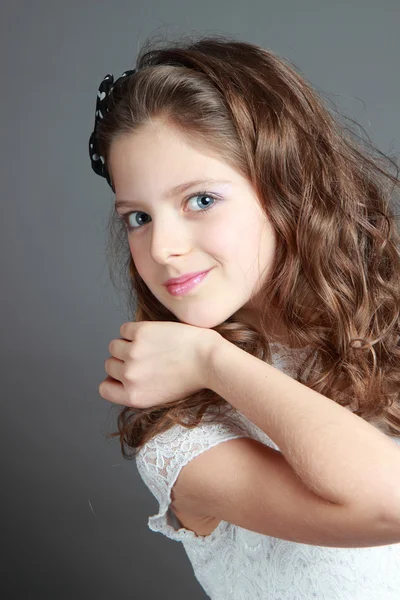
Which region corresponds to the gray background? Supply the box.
[1,0,399,598]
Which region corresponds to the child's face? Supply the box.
[108,120,278,331]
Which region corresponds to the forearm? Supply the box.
[205,334,400,519]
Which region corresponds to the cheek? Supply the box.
[234,217,276,281]
[252,224,277,284]
[222,210,268,259]
[205,221,237,255]
[205,210,247,253]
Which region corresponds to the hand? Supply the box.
[99,321,217,409]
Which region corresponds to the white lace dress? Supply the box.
[135,343,400,600]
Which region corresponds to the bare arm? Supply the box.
[204,333,400,521]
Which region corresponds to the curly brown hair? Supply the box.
[94,33,400,458]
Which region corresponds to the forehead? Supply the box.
[108,122,241,201]
[109,120,218,166]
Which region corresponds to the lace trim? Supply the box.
[136,422,252,544]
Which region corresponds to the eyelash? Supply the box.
[116,190,221,232]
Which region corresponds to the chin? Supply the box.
[171,308,229,330]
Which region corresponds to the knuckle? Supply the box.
[135,322,145,337]
[127,347,137,360]
[123,366,134,382]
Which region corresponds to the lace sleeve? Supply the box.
[135,414,251,542]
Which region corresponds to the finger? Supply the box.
[120,321,140,340]
[98,375,127,405]
[104,356,125,382]
[108,338,130,361]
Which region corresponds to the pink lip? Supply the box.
[165,269,212,296]
[163,269,211,286]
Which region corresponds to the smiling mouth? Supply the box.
[165,269,212,296]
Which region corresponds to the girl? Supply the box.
[89,34,400,599]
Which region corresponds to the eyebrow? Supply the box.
[115,178,233,211]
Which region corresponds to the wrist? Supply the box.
[201,330,227,389]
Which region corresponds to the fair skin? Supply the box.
[108,118,290,343]
[106,119,289,534]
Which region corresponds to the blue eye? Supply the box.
[116,191,221,232]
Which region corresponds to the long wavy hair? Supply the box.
[94,33,400,458]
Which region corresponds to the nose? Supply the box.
[149,216,192,263]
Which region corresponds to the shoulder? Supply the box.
[135,409,252,511]
[135,410,252,540]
